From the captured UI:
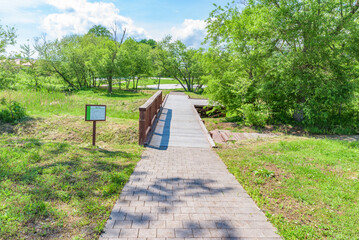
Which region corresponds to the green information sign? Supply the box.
[85,105,106,146]
[85,105,106,121]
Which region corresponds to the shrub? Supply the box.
[242,104,268,127]
[0,98,27,123]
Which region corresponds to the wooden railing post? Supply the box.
[139,108,146,145]
[138,90,163,146]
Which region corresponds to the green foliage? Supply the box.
[20,42,35,60]
[34,34,117,90]
[120,38,153,89]
[0,97,26,123]
[87,25,112,38]
[154,36,205,92]
[205,0,359,131]
[242,104,268,127]
[33,30,157,93]
[0,21,18,89]
[139,38,157,49]
[0,21,16,54]
[0,59,19,88]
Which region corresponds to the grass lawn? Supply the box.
[216,136,359,239]
[0,88,157,239]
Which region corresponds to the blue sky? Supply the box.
[0,0,230,55]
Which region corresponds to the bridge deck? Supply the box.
[147,93,211,149]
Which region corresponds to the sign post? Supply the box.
[85,105,106,146]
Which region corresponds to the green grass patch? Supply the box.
[217,136,359,239]
[0,88,152,239]
[0,89,153,119]
[0,138,142,239]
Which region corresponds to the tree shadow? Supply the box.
[0,116,41,135]
[103,175,249,238]
[146,108,172,150]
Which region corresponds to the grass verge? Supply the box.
[216,136,359,239]
[0,88,154,239]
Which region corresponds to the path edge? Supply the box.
[187,95,216,148]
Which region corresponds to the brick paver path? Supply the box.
[100,93,281,239]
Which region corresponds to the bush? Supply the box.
[242,104,268,127]
[0,98,27,123]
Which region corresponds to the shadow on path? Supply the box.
[147,108,172,150]
[106,174,242,238]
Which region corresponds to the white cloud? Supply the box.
[0,0,44,24]
[42,0,149,40]
[171,19,207,48]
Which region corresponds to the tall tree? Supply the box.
[206,0,359,127]
[139,39,157,49]
[121,38,153,89]
[0,21,17,88]
[88,25,112,38]
[155,36,204,92]
[20,41,40,89]
[0,21,16,55]
[105,23,126,93]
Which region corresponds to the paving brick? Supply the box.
[175,228,193,238]
[131,220,149,229]
[130,201,145,207]
[156,228,175,237]
[119,228,139,237]
[113,220,132,229]
[209,228,228,237]
[182,220,200,229]
[104,220,115,229]
[100,228,120,238]
[192,228,212,237]
[149,220,165,228]
[157,213,174,220]
[138,228,156,237]
[174,213,191,221]
[166,220,183,228]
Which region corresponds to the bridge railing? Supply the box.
[139,90,163,145]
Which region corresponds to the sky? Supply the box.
[0,0,230,55]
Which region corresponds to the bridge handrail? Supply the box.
[139,90,162,145]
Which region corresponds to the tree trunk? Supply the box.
[135,77,141,90]
[108,76,113,93]
[187,80,192,92]
[157,77,161,90]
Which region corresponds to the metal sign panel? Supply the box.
[85,105,106,121]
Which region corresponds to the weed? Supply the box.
[254,168,275,178]
[0,97,27,123]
